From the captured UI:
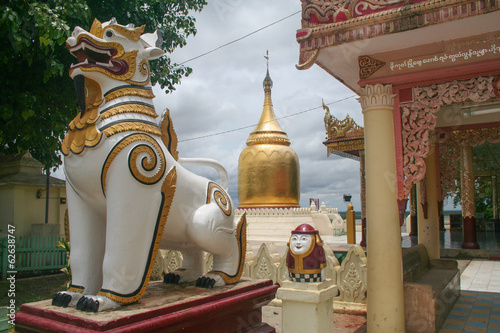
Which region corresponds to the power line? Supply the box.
[179,95,358,142]
[176,10,301,66]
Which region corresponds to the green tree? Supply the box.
[0,0,206,170]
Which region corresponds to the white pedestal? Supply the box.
[277,279,337,333]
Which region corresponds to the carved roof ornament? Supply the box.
[358,55,385,79]
[400,76,499,198]
[296,0,500,71]
[302,0,410,25]
[323,100,364,160]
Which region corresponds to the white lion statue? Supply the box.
[52,18,246,312]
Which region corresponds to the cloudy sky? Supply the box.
[151,0,364,210]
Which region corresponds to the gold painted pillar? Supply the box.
[461,144,479,249]
[417,140,440,259]
[359,84,405,332]
[360,150,367,247]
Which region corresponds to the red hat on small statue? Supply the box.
[291,223,319,235]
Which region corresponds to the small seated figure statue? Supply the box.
[286,224,326,283]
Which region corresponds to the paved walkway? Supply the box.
[438,259,500,333]
[460,259,500,293]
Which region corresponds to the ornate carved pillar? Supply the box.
[409,184,418,237]
[461,144,479,249]
[359,83,405,332]
[359,150,367,247]
[417,138,440,259]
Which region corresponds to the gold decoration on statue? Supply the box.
[128,143,166,186]
[101,133,165,195]
[100,103,158,119]
[101,121,161,138]
[98,166,177,304]
[89,18,103,38]
[160,109,179,161]
[61,106,102,155]
[104,86,155,102]
[104,24,145,42]
[209,213,247,284]
[206,182,232,216]
[68,285,84,294]
[139,59,149,76]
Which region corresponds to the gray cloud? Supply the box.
[153,0,364,210]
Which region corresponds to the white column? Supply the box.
[359,83,405,332]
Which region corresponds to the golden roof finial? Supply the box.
[246,56,290,146]
[263,50,273,91]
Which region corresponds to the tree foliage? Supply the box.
[0,0,206,170]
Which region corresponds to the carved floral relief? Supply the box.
[401,76,498,197]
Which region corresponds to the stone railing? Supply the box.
[235,207,313,217]
[234,205,339,217]
[152,243,367,313]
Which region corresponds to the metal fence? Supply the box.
[0,236,67,280]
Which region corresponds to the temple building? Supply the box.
[322,104,367,246]
[236,62,344,242]
[295,0,500,331]
[0,152,67,238]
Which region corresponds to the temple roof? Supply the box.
[323,102,364,160]
[0,152,65,188]
[296,0,500,91]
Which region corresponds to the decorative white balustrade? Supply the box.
[151,243,367,310]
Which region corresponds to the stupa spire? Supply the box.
[246,51,290,146]
[238,53,300,209]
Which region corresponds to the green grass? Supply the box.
[0,273,67,312]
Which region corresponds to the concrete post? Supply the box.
[359,83,405,332]
[277,280,337,333]
[417,141,440,259]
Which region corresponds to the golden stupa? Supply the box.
[238,62,300,208]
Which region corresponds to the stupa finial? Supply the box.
[263,50,273,91]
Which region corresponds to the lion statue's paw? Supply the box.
[163,272,181,284]
[76,295,120,312]
[52,291,84,308]
[196,273,225,289]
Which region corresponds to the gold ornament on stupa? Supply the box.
[238,53,300,208]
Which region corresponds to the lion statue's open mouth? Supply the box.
[68,36,128,76]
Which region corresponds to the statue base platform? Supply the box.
[15,279,278,333]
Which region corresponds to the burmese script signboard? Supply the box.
[363,31,500,79]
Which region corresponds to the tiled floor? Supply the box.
[461,260,500,293]
[438,259,500,333]
[440,290,500,333]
